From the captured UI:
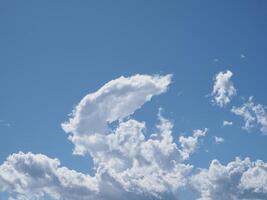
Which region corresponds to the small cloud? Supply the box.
[214,136,224,144]
[240,54,245,59]
[223,120,233,126]
[211,70,237,107]
[0,120,11,128]
[213,58,219,62]
[232,97,267,135]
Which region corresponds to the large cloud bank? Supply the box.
[191,157,267,200]
[1,74,267,200]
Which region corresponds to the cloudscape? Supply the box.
[1,1,267,200]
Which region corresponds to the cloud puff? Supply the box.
[0,152,98,200]
[191,157,267,200]
[214,136,224,144]
[223,120,233,126]
[61,74,172,155]
[231,97,267,134]
[98,113,195,198]
[211,70,236,107]
[179,129,208,160]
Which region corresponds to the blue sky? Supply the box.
[1,1,267,199]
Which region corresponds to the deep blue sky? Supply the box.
[1,0,267,179]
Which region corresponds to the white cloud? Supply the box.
[211,70,236,107]
[231,97,267,134]
[1,74,266,200]
[179,129,208,160]
[191,157,267,200]
[0,114,200,199]
[0,74,206,200]
[223,120,233,126]
[214,136,224,144]
[0,152,98,200]
[61,74,172,155]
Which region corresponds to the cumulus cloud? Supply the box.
[0,152,98,200]
[211,70,236,107]
[214,136,224,144]
[61,74,172,155]
[191,157,267,200]
[87,112,195,198]
[179,129,208,160]
[1,74,266,200]
[0,74,206,200]
[223,120,233,126]
[231,97,267,134]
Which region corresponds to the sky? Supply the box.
[0,1,267,200]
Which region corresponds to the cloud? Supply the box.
[0,152,98,200]
[61,74,197,198]
[179,129,208,160]
[231,97,267,134]
[1,73,266,200]
[211,70,236,107]
[61,74,172,155]
[0,74,205,200]
[88,112,194,198]
[223,120,233,126]
[191,157,267,200]
[214,136,224,144]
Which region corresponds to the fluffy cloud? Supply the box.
[179,129,207,160]
[1,74,266,200]
[0,74,207,200]
[231,97,267,134]
[0,152,98,200]
[61,74,172,155]
[211,70,236,107]
[191,157,267,200]
[223,120,233,126]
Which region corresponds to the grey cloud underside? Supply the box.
[1,74,267,200]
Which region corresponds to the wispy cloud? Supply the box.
[223,120,233,126]
[0,120,11,128]
[232,96,267,135]
[214,136,224,144]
